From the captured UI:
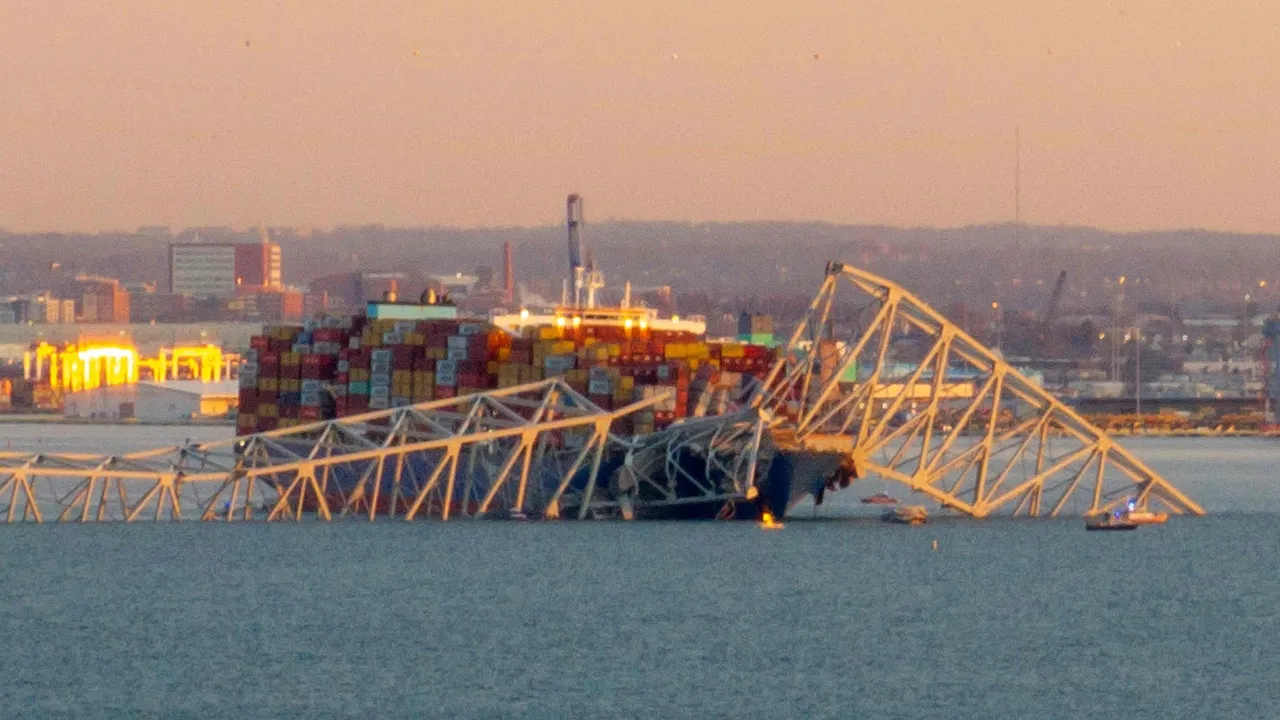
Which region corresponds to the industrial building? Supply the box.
[169,239,282,297]
[62,381,239,422]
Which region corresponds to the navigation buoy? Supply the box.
[931,539,939,551]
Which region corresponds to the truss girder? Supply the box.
[0,378,665,523]
[750,261,1203,519]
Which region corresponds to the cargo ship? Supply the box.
[235,195,792,519]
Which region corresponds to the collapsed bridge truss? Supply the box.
[0,262,1203,523]
[750,261,1204,518]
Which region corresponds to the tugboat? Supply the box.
[861,490,899,505]
[1085,511,1138,531]
[1118,498,1168,526]
[882,506,928,525]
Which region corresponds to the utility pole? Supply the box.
[1134,328,1142,415]
[1015,126,1021,224]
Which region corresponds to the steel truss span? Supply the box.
[751,261,1203,518]
[0,261,1202,523]
[0,378,669,523]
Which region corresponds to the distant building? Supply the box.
[429,273,479,298]
[169,241,282,297]
[63,381,239,421]
[308,270,432,311]
[239,288,304,323]
[17,293,77,324]
[80,280,131,324]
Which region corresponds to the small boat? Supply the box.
[1118,500,1168,526]
[1086,514,1138,531]
[861,491,899,505]
[882,506,928,525]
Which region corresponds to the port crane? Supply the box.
[565,194,604,309]
[0,260,1203,524]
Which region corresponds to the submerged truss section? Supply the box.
[0,378,666,523]
[752,261,1204,518]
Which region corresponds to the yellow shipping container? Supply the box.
[665,344,687,359]
[496,347,511,362]
[257,377,279,391]
[721,343,746,359]
[282,352,301,366]
[538,326,560,340]
[259,403,278,418]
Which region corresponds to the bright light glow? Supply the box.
[572,316,582,327]
[672,314,680,322]
[78,347,133,361]
[519,308,529,320]
[555,316,566,327]
[624,319,633,329]
[639,320,648,330]
[1118,275,1126,285]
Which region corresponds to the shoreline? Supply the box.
[0,414,233,427]
[0,414,1270,437]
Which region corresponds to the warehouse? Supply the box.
[63,381,239,422]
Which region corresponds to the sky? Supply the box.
[2,1,1277,234]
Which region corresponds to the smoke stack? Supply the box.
[503,241,514,305]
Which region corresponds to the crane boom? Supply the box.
[1044,270,1067,327]
[567,194,585,307]
[565,193,604,308]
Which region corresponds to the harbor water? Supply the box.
[1,425,1278,717]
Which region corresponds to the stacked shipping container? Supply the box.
[238,315,778,436]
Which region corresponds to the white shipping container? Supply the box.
[446,347,468,361]
[458,322,485,336]
[447,335,470,350]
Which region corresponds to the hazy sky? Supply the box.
[3,1,1277,233]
